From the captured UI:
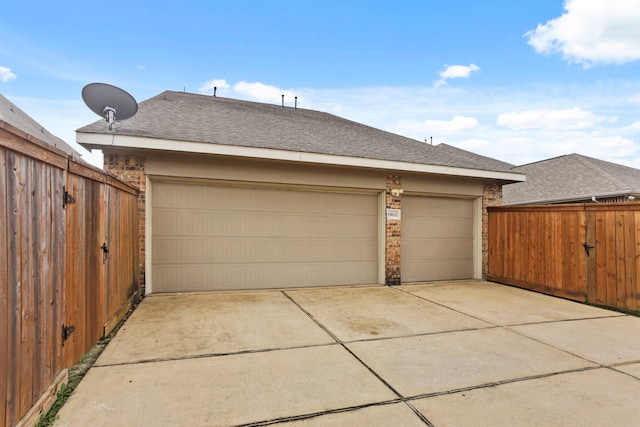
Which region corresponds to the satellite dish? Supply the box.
[82,83,138,131]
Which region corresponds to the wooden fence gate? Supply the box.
[488,204,640,313]
[1,120,139,427]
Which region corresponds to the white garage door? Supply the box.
[151,181,379,292]
[401,196,474,282]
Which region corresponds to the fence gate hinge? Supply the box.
[101,242,110,263]
[583,242,595,256]
[63,185,76,209]
[61,323,76,345]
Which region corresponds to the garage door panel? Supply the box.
[403,197,473,217]
[152,181,379,292]
[154,237,377,263]
[402,239,473,259]
[153,261,378,291]
[154,182,377,213]
[402,218,473,239]
[402,196,474,282]
[155,209,377,238]
[402,259,474,281]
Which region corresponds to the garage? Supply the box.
[151,180,380,292]
[77,91,524,293]
[401,195,475,282]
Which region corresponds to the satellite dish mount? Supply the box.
[82,83,138,131]
[103,106,117,130]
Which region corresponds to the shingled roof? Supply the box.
[0,93,79,156]
[78,90,517,175]
[503,153,640,205]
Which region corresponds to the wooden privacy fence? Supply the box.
[488,204,640,313]
[1,120,140,427]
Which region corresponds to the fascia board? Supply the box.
[506,190,636,206]
[77,132,526,182]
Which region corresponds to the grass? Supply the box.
[35,301,139,427]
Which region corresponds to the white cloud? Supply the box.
[629,93,640,103]
[402,116,480,134]
[434,64,480,88]
[621,121,640,135]
[497,108,606,130]
[0,66,17,82]
[199,78,230,95]
[525,0,640,66]
[233,81,299,105]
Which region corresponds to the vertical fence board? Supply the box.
[605,211,617,307]
[0,148,8,426]
[595,211,607,305]
[630,211,640,311]
[18,158,36,418]
[585,210,597,305]
[560,212,572,294]
[52,169,65,378]
[63,174,81,367]
[7,152,23,426]
[32,161,45,404]
[577,209,587,292]
[547,212,557,289]
[536,212,546,287]
[624,211,636,311]
[615,211,626,307]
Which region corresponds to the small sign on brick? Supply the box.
[386,209,401,220]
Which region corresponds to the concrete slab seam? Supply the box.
[391,286,500,326]
[403,401,436,427]
[232,399,408,427]
[337,325,499,346]
[403,365,604,402]
[282,290,406,399]
[503,324,620,367]
[281,291,342,343]
[502,314,628,328]
[93,341,340,368]
[608,365,640,382]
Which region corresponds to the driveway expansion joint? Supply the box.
[232,399,408,427]
[93,341,341,368]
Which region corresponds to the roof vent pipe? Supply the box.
[213,87,217,97]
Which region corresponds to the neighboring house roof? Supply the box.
[77,90,523,182]
[0,93,80,157]
[503,153,640,205]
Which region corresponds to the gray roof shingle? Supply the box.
[0,93,79,156]
[503,153,640,205]
[78,90,516,174]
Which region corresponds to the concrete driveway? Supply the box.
[55,281,640,426]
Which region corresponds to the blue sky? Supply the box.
[2,0,640,168]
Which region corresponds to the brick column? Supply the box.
[105,153,147,291]
[385,175,402,286]
[482,183,502,279]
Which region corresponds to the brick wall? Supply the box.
[482,182,503,278]
[105,153,147,289]
[385,175,402,285]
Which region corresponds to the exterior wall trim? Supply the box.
[79,132,525,182]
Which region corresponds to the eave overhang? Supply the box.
[77,132,526,183]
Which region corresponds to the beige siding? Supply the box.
[152,180,379,291]
[401,196,474,282]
